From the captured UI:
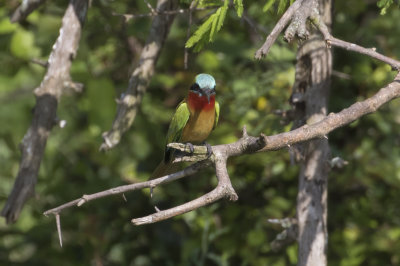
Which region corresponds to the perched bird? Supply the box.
[151,73,220,178]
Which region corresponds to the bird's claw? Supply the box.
[186,143,195,154]
[203,142,212,158]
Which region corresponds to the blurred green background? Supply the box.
[0,0,399,265]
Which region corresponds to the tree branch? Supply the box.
[113,6,215,22]
[268,217,298,251]
[313,18,400,70]
[99,0,176,151]
[259,74,400,152]
[42,70,400,245]
[255,0,400,70]
[44,160,211,216]
[1,0,88,224]
[44,71,400,223]
[10,0,46,23]
[254,0,306,59]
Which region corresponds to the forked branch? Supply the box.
[44,0,400,247]
[2,0,88,224]
[100,0,176,151]
[45,71,400,239]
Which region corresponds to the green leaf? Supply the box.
[210,9,221,42]
[263,0,276,12]
[277,0,288,14]
[217,1,228,36]
[198,0,221,8]
[210,0,228,41]
[377,0,395,15]
[185,0,228,50]
[233,0,244,17]
[185,14,214,48]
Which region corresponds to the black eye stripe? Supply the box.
[190,83,201,92]
[190,83,216,92]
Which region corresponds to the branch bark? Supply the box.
[44,69,400,224]
[100,0,176,151]
[42,68,400,244]
[44,160,211,216]
[113,6,215,21]
[314,17,400,70]
[40,0,400,250]
[1,0,88,224]
[254,0,306,59]
[285,0,332,265]
[10,0,46,23]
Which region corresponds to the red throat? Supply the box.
[187,92,215,112]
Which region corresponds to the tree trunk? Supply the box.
[292,1,332,265]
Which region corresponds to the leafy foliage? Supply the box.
[233,0,244,17]
[377,0,399,15]
[262,0,293,14]
[186,0,237,51]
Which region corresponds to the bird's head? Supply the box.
[190,73,216,103]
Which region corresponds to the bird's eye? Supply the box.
[190,83,200,92]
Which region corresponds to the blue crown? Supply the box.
[195,74,216,89]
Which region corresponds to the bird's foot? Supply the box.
[203,142,213,158]
[185,143,195,154]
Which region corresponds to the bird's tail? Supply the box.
[150,160,179,179]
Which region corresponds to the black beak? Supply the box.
[203,89,215,103]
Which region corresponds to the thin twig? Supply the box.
[113,6,215,22]
[315,20,400,70]
[255,0,306,59]
[44,160,211,216]
[132,151,237,225]
[184,1,199,69]
[100,0,176,151]
[55,213,63,247]
[10,0,46,23]
[1,0,88,224]
[132,187,225,225]
[30,58,48,68]
[143,0,157,14]
[44,72,400,230]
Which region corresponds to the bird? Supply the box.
[151,73,220,179]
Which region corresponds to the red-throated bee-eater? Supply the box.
[151,73,220,178]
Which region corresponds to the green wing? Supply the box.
[164,101,190,162]
[213,101,220,129]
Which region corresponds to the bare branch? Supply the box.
[1,0,88,224]
[184,0,199,69]
[143,0,157,14]
[132,186,226,225]
[43,160,211,216]
[283,0,319,42]
[258,73,400,152]
[132,151,237,225]
[44,71,400,230]
[30,58,48,68]
[55,213,63,247]
[113,6,216,21]
[255,0,306,59]
[268,218,298,251]
[313,18,400,70]
[11,0,46,23]
[167,142,210,162]
[100,0,176,151]
[255,0,400,70]
[270,224,298,251]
